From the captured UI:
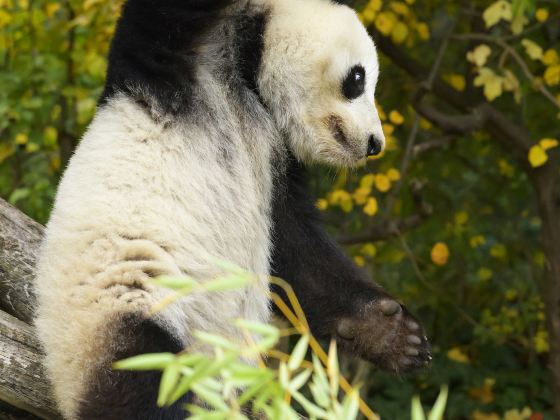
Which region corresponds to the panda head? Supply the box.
[258,0,385,167]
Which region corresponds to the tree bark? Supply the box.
[0,310,58,419]
[0,198,42,323]
[532,165,560,420]
[0,198,57,418]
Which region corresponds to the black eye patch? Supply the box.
[342,65,366,100]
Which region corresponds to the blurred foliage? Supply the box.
[1,0,559,419]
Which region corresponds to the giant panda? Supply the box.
[34,0,432,418]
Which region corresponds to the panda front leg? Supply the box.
[270,161,432,372]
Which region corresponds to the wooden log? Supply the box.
[0,198,43,323]
[0,310,59,419]
[0,198,60,418]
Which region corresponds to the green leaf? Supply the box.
[289,368,312,391]
[113,353,175,371]
[9,188,30,205]
[291,390,329,419]
[203,274,251,292]
[287,334,309,371]
[411,395,426,420]
[427,385,449,420]
[152,275,198,290]
[157,363,181,407]
[193,331,239,351]
[191,383,229,411]
[341,389,360,420]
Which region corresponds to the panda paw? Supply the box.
[335,298,431,372]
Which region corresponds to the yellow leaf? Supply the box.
[521,38,543,60]
[0,9,12,27]
[386,168,401,181]
[511,15,527,35]
[477,267,493,282]
[490,244,507,258]
[470,235,486,248]
[447,347,469,363]
[539,138,558,150]
[374,174,391,192]
[544,64,560,86]
[431,242,449,266]
[354,255,365,267]
[375,12,396,36]
[382,123,394,136]
[416,22,429,40]
[474,68,504,101]
[316,198,328,210]
[504,408,532,420]
[466,44,492,67]
[498,159,514,177]
[535,8,549,22]
[469,378,495,404]
[0,144,14,163]
[447,73,466,91]
[528,145,548,167]
[391,21,408,44]
[389,110,404,125]
[45,3,60,18]
[390,2,410,16]
[419,118,432,130]
[502,69,521,102]
[472,410,500,420]
[542,49,559,66]
[366,0,382,12]
[26,143,39,153]
[483,0,512,28]
[454,211,469,225]
[363,197,378,216]
[361,243,377,257]
[15,133,28,145]
[534,330,549,353]
[352,187,370,205]
[329,189,351,205]
[360,174,375,189]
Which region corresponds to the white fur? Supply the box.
[259,0,384,166]
[34,0,381,417]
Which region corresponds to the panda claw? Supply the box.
[407,335,422,345]
[379,299,401,316]
[336,319,355,340]
[405,347,419,357]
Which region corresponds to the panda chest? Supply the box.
[168,143,274,278]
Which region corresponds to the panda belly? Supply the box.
[34,97,275,417]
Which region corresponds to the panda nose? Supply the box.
[367,135,383,157]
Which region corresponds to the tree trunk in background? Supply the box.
[532,165,560,420]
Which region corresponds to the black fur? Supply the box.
[77,314,189,420]
[271,155,432,371]
[100,0,267,115]
[271,155,384,335]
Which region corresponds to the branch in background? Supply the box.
[372,32,534,163]
[451,33,560,110]
[413,135,456,156]
[338,180,433,245]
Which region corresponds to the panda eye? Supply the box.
[342,65,366,100]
